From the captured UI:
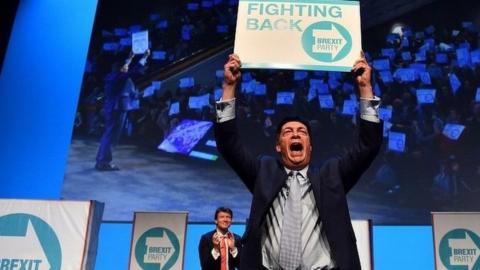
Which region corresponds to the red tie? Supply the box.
[220,236,228,270]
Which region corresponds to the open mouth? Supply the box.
[289,142,304,152]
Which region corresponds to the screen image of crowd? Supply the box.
[68,0,480,223]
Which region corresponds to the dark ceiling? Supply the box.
[360,0,439,29]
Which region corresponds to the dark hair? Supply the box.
[275,116,312,139]
[214,207,233,220]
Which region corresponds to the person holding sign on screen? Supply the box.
[199,207,242,270]
[214,53,382,270]
[95,50,150,171]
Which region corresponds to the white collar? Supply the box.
[284,165,309,178]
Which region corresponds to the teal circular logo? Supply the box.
[301,21,352,62]
[439,228,480,269]
[0,213,62,270]
[135,227,180,270]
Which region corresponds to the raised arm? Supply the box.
[214,54,259,193]
[338,52,383,192]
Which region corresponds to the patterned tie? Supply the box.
[220,236,228,270]
[279,171,302,270]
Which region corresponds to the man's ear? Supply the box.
[275,143,281,153]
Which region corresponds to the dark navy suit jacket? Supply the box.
[198,230,242,270]
[103,62,145,114]
[214,118,382,270]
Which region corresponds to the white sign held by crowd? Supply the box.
[132,31,149,54]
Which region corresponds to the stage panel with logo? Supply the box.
[432,212,480,270]
[0,199,103,270]
[129,212,188,270]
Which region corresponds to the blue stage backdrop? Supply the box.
[0,0,98,198]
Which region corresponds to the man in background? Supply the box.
[198,207,242,270]
[95,50,149,171]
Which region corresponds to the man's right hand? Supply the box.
[222,54,241,100]
[212,232,221,252]
[224,54,241,85]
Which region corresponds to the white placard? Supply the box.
[342,99,358,115]
[383,121,392,137]
[143,85,155,98]
[188,94,210,109]
[432,212,480,270]
[378,107,392,121]
[442,123,465,140]
[132,31,149,54]
[169,102,180,116]
[0,199,103,270]
[234,0,362,71]
[318,94,334,108]
[129,212,188,270]
[352,220,373,270]
[417,89,436,104]
[388,131,406,152]
[276,91,295,105]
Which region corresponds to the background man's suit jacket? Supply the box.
[198,230,242,270]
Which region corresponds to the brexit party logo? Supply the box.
[439,228,480,269]
[302,21,352,63]
[135,227,180,270]
[0,213,62,270]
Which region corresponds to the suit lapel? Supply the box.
[308,166,323,218]
[258,160,288,225]
[272,159,288,197]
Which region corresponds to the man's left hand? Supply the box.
[226,232,235,250]
[352,51,374,99]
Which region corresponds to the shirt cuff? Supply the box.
[359,96,381,123]
[211,248,220,260]
[230,247,238,258]
[216,98,236,123]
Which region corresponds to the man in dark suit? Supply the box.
[214,54,383,270]
[95,50,149,171]
[198,207,242,270]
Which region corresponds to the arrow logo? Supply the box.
[144,234,176,267]
[302,21,352,63]
[135,227,181,270]
[0,220,51,270]
[312,24,346,60]
[449,232,480,270]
